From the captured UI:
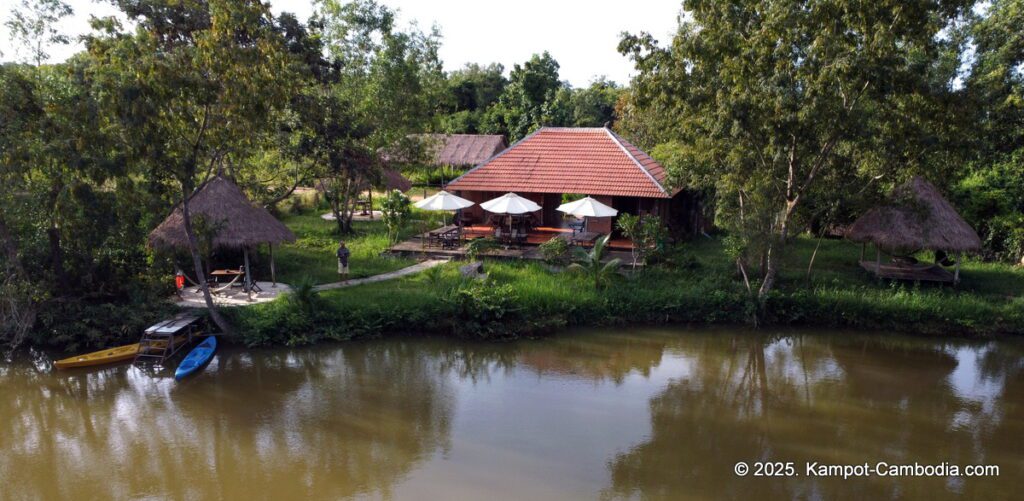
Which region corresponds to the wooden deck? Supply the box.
[390,225,636,263]
[439,225,635,249]
[859,261,956,283]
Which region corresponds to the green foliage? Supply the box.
[568,234,622,290]
[955,150,1024,262]
[616,214,667,269]
[3,0,73,66]
[235,237,1024,349]
[464,237,497,262]
[483,52,562,140]
[380,189,412,245]
[538,236,570,264]
[621,0,973,294]
[448,281,521,339]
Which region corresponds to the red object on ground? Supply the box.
[175,273,185,290]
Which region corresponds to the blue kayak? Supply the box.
[175,336,217,381]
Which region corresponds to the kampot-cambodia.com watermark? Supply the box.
[733,461,1000,479]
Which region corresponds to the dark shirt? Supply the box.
[336,246,350,265]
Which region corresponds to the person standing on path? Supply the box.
[337,241,351,280]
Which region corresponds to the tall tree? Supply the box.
[310,0,444,233]
[955,0,1024,261]
[486,51,563,140]
[87,0,296,332]
[622,0,972,297]
[3,0,72,67]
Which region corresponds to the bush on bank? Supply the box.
[231,259,1024,347]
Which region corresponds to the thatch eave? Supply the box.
[148,176,296,251]
[846,177,981,253]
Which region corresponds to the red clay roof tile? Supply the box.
[447,127,675,198]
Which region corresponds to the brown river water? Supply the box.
[1,328,1022,500]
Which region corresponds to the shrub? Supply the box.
[447,281,522,339]
[538,236,570,263]
[380,190,412,245]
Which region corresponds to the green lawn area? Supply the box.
[685,234,1024,299]
[273,210,417,285]
[240,213,1024,346]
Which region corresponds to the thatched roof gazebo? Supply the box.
[149,175,296,290]
[846,176,981,284]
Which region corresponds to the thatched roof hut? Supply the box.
[846,177,981,253]
[391,134,507,167]
[381,168,413,192]
[314,167,412,195]
[149,175,296,251]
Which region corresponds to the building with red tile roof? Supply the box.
[447,127,706,235]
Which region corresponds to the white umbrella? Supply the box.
[480,192,542,214]
[557,196,617,233]
[414,190,474,225]
[556,196,618,218]
[480,192,542,239]
[415,190,474,211]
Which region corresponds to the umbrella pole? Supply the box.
[270,244,276,288]
[244,247,252,301]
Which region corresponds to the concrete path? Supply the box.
[313,259,447,292]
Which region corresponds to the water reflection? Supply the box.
[1,330,1022,500]
[604,333,1024,500]
[0,341,454,499]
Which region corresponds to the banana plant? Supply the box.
[568,234,621,290]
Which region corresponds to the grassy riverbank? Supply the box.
[234,222,1024,346]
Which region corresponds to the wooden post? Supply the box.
[243,247,252,302]
[269,244,276,288]
[368,189,374,219]
[953,252,961,285]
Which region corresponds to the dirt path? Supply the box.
[313,259,447,292]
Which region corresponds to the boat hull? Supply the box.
[54,336,187,370]
[175,336,217,381]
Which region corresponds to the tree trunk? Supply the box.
[181,181,233,335]
[759,202,796,298]
[0,215,37,348]
[47,226,64,292]
[47,182,65,292]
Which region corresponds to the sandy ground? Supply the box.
[321,210,383,221]
[174,281,292,308]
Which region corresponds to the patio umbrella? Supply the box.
[557,196,617,231]
[414,190,474,225]
[480,192,542,236]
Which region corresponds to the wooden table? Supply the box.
[210,268,260,293]
[354,199,371,215]
[427,225,459,247]
[211,268,244,280]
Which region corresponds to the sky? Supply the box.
[0,0,682,87]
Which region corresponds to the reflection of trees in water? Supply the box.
[604,334,1023,500]
[429,331,670,385]
[0,341,454,499]
[516,332,669,384]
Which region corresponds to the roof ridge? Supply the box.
[604,129,668,195]
[446,127,545,187]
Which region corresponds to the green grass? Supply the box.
[240,195,1024,345]
[236,231,1024,346]
[273,210,416,285]
[685,234,1024,298]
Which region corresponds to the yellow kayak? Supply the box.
[54,335,189,370]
